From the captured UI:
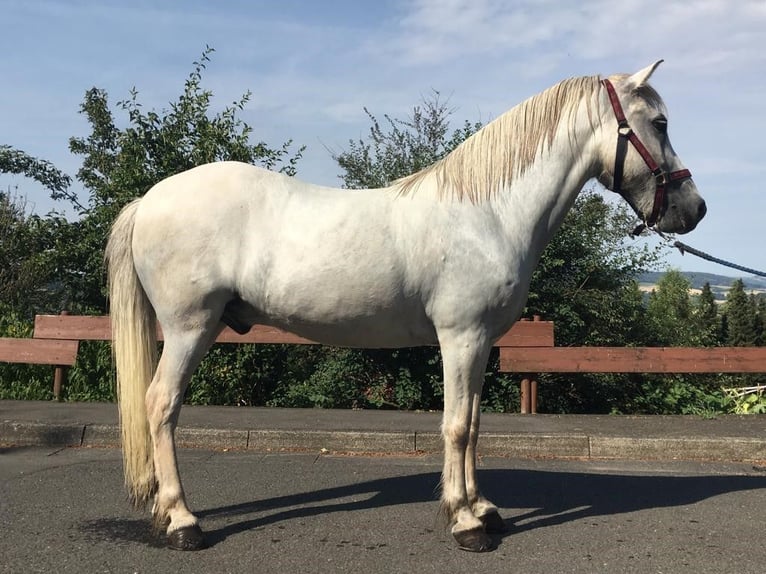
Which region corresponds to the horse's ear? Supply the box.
[626,60,664,89]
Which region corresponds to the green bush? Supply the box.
[64,341,115,402]
[264,347,443,410]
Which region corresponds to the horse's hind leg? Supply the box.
[145,319,221,550]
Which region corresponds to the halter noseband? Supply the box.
[602,79,692,232]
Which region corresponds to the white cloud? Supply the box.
[3,0,766,274]
[381,0,766,79]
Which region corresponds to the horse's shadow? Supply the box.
[197,467,766,548]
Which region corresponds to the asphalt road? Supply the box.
[2,446,766,574]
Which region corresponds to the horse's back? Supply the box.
[141,161,292,214]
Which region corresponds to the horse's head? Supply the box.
[597,61,706,234]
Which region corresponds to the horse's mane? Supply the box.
[394,75,602,203]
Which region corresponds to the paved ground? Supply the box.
[3,401,766,572]
[3,446,766,574]
[3,400,766,461]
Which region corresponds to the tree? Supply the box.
[645,269,695,346]
[334,91,481,189]
[0,145,72,201]
[0,147,73,316]
[0,193,48,314]
[58,47,304,313]
[0,48,307,401]
[0,149,74,398]
[748,293,765,346]
[525,191,657,348]
[694,282,719,346]
[724,279,757,347]
[756,297,766,346]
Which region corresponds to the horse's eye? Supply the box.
[652,117,668,134]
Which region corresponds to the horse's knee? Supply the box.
[441,420,469,449]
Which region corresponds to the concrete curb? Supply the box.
[1,421,86,447]
[588,436,766,462]
[3,420,766,462]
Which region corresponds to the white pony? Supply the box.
[106,61,705,552]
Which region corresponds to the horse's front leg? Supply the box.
[466,392,506,533]
[439,333,494,552]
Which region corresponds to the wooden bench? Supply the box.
[7,313,766,413]
[1,313,555,402]
[500,346,766,412]
[0,337,80,397]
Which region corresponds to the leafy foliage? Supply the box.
[645,270,697,346]
[59,47,303,313]
[1,49,305,401]
[0,144,74,397]
[694,282,720,346]
[0,145,72,200]
[334,91,481,189]
[0,146,72,317]
[723,279,758,347]
[724,386,766,414]
[0,306,52,400]
[526,193,658,347]
[0,194,51,315]
[2,52,766,415]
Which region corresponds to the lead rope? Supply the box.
[644,228,766,278]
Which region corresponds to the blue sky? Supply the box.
[2,0,765,276]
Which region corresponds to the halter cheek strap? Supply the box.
[602,79,692,230]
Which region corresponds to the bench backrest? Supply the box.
[33,314,555,348]
[0,338,79,366]
[500,346,766,373]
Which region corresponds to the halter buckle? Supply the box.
[617,125,632,138]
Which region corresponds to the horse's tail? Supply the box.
[105,198,158,508]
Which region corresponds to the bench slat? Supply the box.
[495,321,554,348]
[214,325,319,345]
[0,338,79,366]
[33,315,316,345]
[500,346,766,373]
[34,315,554,348]
[34,315,112,341]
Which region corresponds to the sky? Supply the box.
[2,0,765,277]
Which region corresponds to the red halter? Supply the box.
[602,79,692,231]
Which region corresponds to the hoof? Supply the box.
[453,526,494,552]
[167,524,207,551]
[479,510,508,533]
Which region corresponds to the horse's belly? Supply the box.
[242,267,433,346]
[244,286,436,348]
[269,314,437,348]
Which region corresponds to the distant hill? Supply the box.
[638,271,766,301]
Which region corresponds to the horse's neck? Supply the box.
[491,114,600,259]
